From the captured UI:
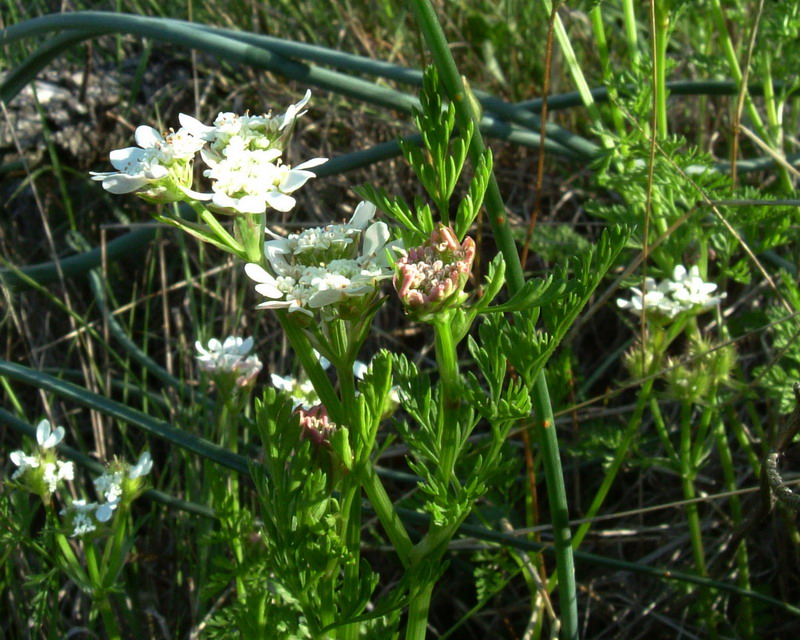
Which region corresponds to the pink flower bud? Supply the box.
[297,405,337,446]
[394,225,475,318]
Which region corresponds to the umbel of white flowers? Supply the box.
[90,91,326,214]
[195,335,263,386]
[61,451,153,538]
[9,420,74,498]
[617,264,726,319]
[244,201,398,317]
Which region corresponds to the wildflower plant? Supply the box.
[69,58,634,636]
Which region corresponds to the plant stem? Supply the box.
[654,1,670,139]
[713,406,754,638]
[589,5,625,137]
[405,581,434,640]
[339,479,362,640]
[572,378,655,549]
[433,316,460,484]
[85,543,121,640]
[679,400,717,639]
[531,374,577,637]
[360,464,413,565]
[622,0,640,69]
[276,311,343,422]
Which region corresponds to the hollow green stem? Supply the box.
[654,1,670,139]
[405,581,435,640]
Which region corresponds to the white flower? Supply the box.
[668,265,726,308]
[42,460,74,493]
[36,419,65,449]
[10,450,40,480]
[95,501,118,523]
[245,258,390,316]
[90,124,205,201]
[617,265,726,320]
[616,277,682,318]
[267,201,378,263]
[202,151,327,214]
[245,202,395,317]
[196,335,263,385]
[94,471,124,503]
[60,499,115,537]
[129,451,153,479]
[184,91,312,157]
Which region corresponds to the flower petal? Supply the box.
[135,125,164,149]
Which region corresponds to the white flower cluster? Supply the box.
[617,265,726,319]
[61,452,153,538]
[245,202,396,317]
[195,336,263,385]
[90,121,207,201]
[9,420,74,494]
[272,353,400,415]
[91,91,325,214]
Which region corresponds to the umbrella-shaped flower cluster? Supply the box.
[245,202,397,317]
[195,336,263,386]
[91,91,325,215]
[617,264,726,320]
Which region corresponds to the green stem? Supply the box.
[339,479,362,640]
[649,396,679,467]
[589,5,626,137]
[654,1,670,139]
[234,213,265,263]
[85,543,121,640]
[622,0,640,69]
[713,406,754,638]
[679,401,717,639]
[532,375,578,638]
[408,3,578,637]
[405,581,435,640]
[360,464,413,565]
[572,378,656,550]
[276,311,344,422]
[433,316,460,484]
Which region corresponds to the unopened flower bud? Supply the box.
[394,225,475,320]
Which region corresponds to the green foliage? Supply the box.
[752,272,800,414]
[356,65,491,241]
[251,389,378,636]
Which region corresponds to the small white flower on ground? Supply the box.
[616,277,681,318]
